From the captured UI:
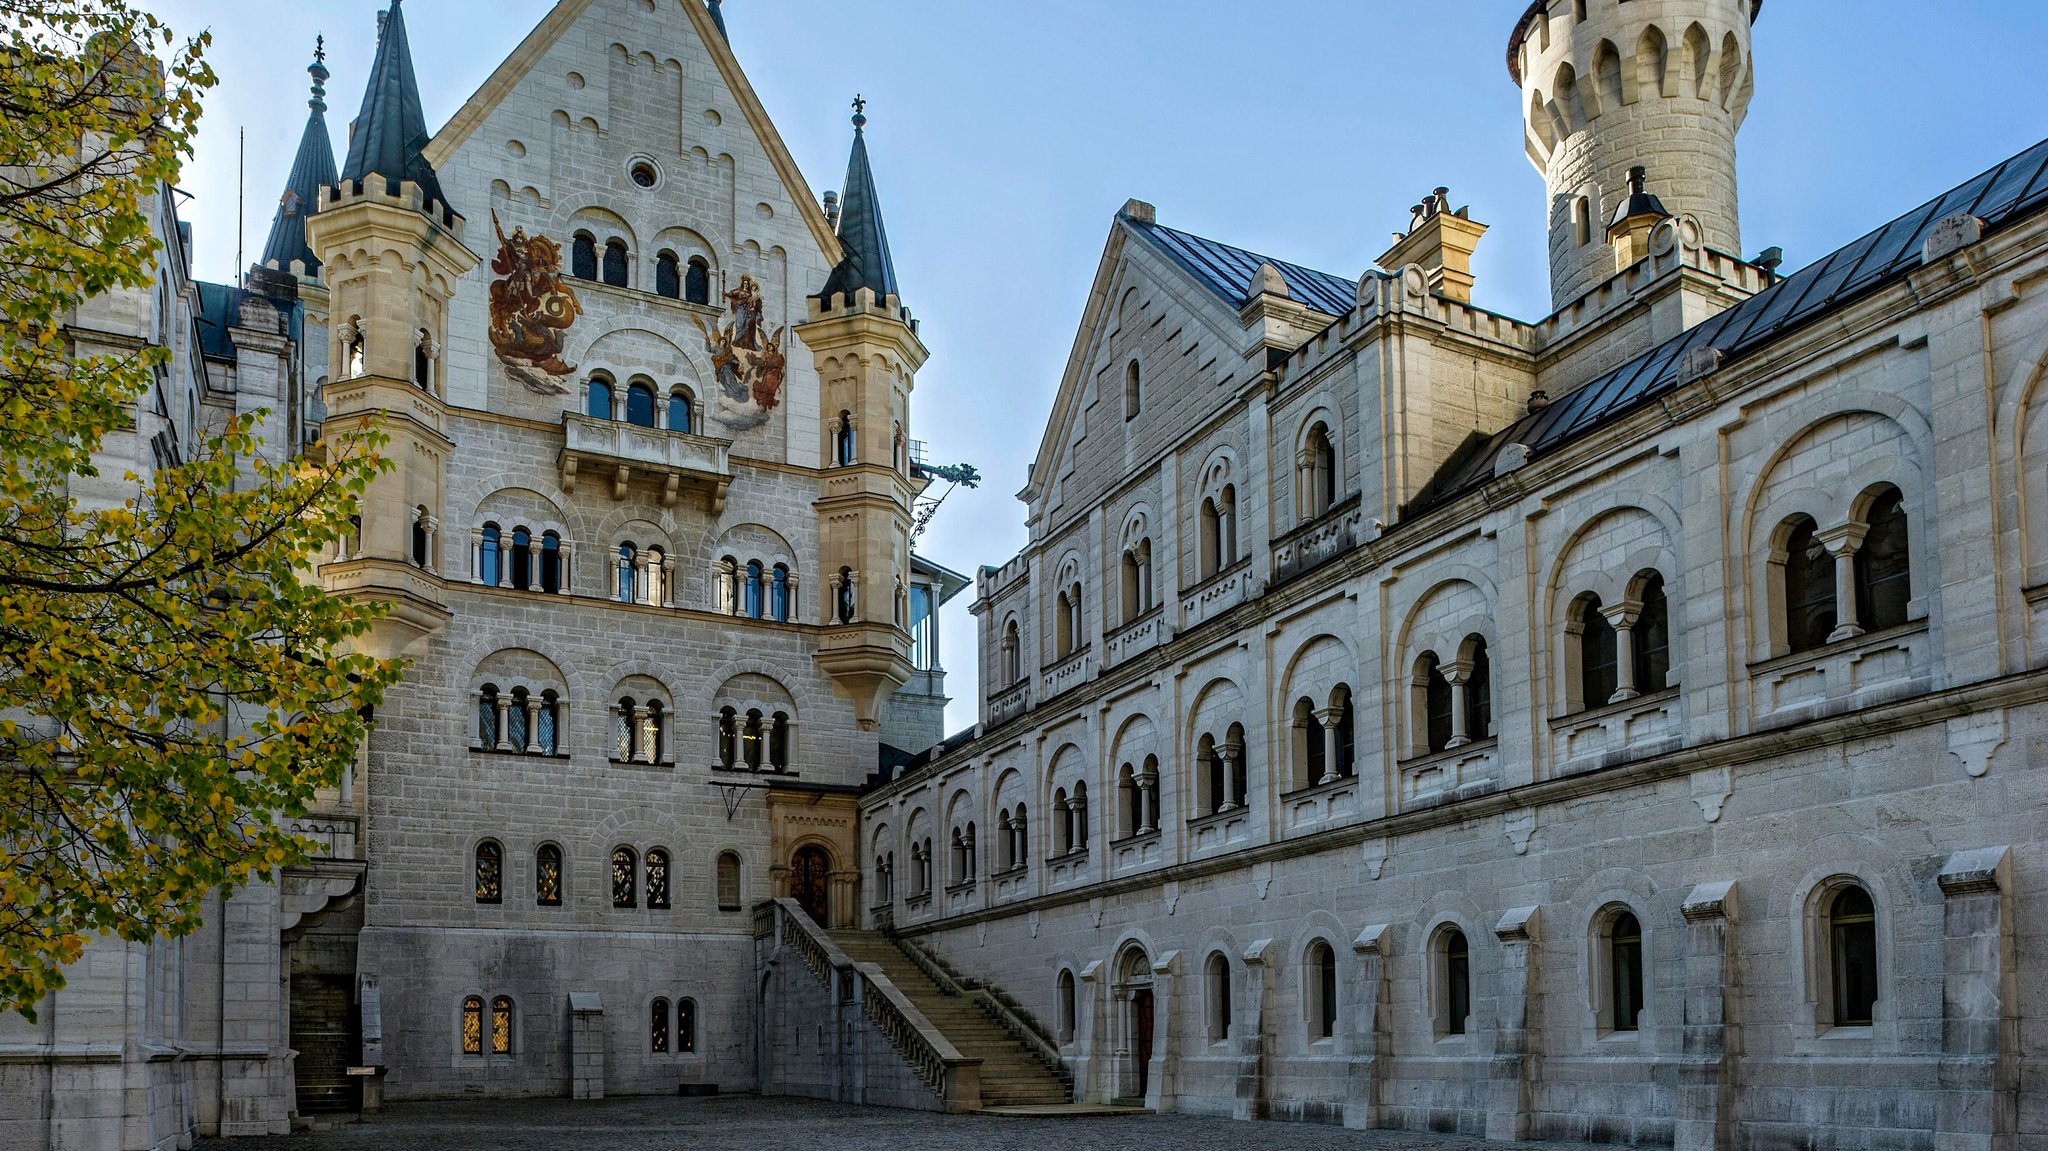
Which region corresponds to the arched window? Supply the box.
[837,566,856,624]
[1302,422,1337,518]
[507,687,530,751]
[1634,573,1671,693]
[717,707,738,768]
[1573,194,1593,246]
[1307,940,1338,1040]
[540,532,562,594]
[479,524,502,586]
[1055,586,1077,657]
[1828,884,1879,1027]
[1206,951,1232,1042]
[1117,763,1140,837]
[668,389,694,434]
[769,712,790,769]
[742,709,764,769]
[571,232,596,281]
[1422,652,1453,754]
[644,700,665,764]
[1574,593,1619,710]
[510,526,532,591]
[1056,969,1077,1045]
[1856,487,1911,632]
[1783,515,1837,653]
[1124,360,1142,419]
[716,851,742,911]
[587,376,613,420]
[1465,636,1494,740]
[770,565,790,622]
[1332,685,1355,777]
[461,995,484,1054]
[685,257,710,305]
[602,238,628,287]
[745,561,765,619]
[612,846,638,908]
[1052,788,1072,853]
[654,251,680,299]
[477,684,500,748]
[676,998,697,1052]
[1001,619,1021,684]
[1199,497,1222,578]
[1198,733,1224,815]
[1071,780,1089,843]
[474,840,503,904]
[537,689,560,756]
[996,811,1014,871]
[1293,697,1324,786]
[1219,485,1238,564]
[490,996,513,1054]
[414,329,432,391]
[834,411,856,466]
[626,382,657,428]
[411,506,430,567]
[1609,909,1644,1033]
[615,697,637,762]
[535,844,562,906]
[617,543,637,604]
[646,848,671,910]
[1441,929,1471,1036]
[651,997,670,1052]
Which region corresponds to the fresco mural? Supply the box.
[694,274,786,431]
[487,212,582,396]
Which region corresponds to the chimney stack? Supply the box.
[1375,186,1488,304]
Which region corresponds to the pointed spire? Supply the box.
[339,0,450,216]
[260,37,339,273]
[816,95,900,304]
[706,0,729,41]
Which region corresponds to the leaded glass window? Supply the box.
[475,841,502,904]
[490,996,512,1054]
[643,701,664,763]
[616,699,635,762]
[536,844,562,906]
[655,252,680,299]
[602,239,627,287]
[571,234,596,281]
[478,686,499,748]
[461,996,483,1054]
[678,998,696,1051]
[536,692,558,756]
[685,258,709,305]
[612,847,637,908]
[507,688,530,752]
[717,708,738,768]
[651,997,670,1052]
[646,849,671,909]
[617,544,636,603]
[743,710,763,769]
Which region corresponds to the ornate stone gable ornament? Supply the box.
[486,210,582,395]
[693,273,788,431]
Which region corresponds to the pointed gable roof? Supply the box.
[261,41,338,273]
[818,104,900,302]
[1125,218,1359,317]
[339,0,449,213]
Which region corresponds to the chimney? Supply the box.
[1375,186,1488,303]
[822,190,840,232]
[1606,165,1672,272]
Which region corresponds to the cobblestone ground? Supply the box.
[199,1095,1619,1151]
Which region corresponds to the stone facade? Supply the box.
[861,4,2045,1148]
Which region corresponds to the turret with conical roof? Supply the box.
[306,0,478,660]
[260,38,338,276]
[797,100,928,731]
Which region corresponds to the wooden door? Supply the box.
[792,846,830,924]
[1132,987,1155,1099]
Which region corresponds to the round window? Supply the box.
[629,161,658,189]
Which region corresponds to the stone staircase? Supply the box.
[830,930,1071,1109]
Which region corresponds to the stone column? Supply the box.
[1817,522,1869,643]
[662,556,678,608]
[523,698,543,754]
[470,528,484,583]
[632,706,653,763]
[1345,924,1392,1130]
[1444,660,1472,748]
[1603,600,1642,703]
[1936,846,2016,1151]
[1235,939,1274,1121]
[1148,951,1180,1112]
[1316,708,1342,784]
[558,543,573,594]
[1486,905,1541,1142]
[1222,736,1245,811]
[493,697,510,752]
[1676,881,1738,1151]
[1137,767,1158,834]
[787,572,802,622]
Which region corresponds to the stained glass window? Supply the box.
[461,996,483,1054]
[507,688,530,752]
[537,692,558,757]
[651,997,670,1052]
[490,996,512,1054]
[477,686,499,748]
[535,844,562,906]
[612,847,637,908]
[616,699,635,762]
[646,849,671,909]
[475,841,502,904]
[643,702,664,763]
[678,998,696,1052]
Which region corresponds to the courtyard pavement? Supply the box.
[197,1095,1620,1151]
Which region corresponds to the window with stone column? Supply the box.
[1070,780,1090,848]
[1415,653,1454,756]
[1566,592,1620,713]
[611,691,667,765]
[1291,697,1326,787]
[1298,420,1338,520]
[473,680,564,757]
[474,839,502,904]
[1120,538,1154,623]
[1777,514,1837,653]
[1458,636,1493,742]
[1852,485,1912,633]
[1000,617,1022,684]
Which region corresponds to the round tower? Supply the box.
[1511,0,1759,308]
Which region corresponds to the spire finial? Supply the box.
[308,34,329,113]
[706,0,728,40]
[851,93,867,132]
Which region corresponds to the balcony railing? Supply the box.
[558,413,732,512]
[1272,494,1364,585]
[987,679,1031,727]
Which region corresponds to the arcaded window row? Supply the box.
[473,840,745,912]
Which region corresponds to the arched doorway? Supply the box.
[1115,945,1155,1104]
[791,845,831,924]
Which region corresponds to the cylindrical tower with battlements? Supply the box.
[1511,0,1758,309]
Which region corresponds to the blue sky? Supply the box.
[154,1,2048,732]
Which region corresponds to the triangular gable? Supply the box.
[422,0,841,262]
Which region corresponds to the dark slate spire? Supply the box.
[817,96,900,304]
[260,38,338,273]
[706,0,728,41]
[339,0,449,214]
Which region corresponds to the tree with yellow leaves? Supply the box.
[0,1,397,1018]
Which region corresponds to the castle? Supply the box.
[4,1,2046,1148]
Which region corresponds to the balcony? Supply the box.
[557,412,733,512]
[987,679,1031,727]
[1272,494,1364,585]
[1104,606,1169,668]
[1181,561,1257,631]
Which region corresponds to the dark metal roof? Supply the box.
[261,50,338,274]
[339,0,449,213]
[1413,132,2048,516]
[194,281,241,361]
[1126,218,1360,318]
[818,109,900,303]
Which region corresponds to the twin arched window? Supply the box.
[614,697,666,763]
[1412,637,1493,757]
[1052,781,1089,853]
[909,838,934,896]
[1116,758,1159,838]
[834,411,857,467]
[1299,421,1338,519]
[650,997,698,1052]
[461,995,514,1055]
[949,822,978,885]
[995,805,1029,872]
[1567,571,1670,714]
[1780,486,1912,654]
[617,543,668,606]
[1292,686,1357,786]
[1199,485,1239,579]
[1195,726,1248,816]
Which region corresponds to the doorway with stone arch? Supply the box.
[790,844,831,924]
[1112,944,1155,1104]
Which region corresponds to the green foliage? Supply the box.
[0,1,399,1019]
